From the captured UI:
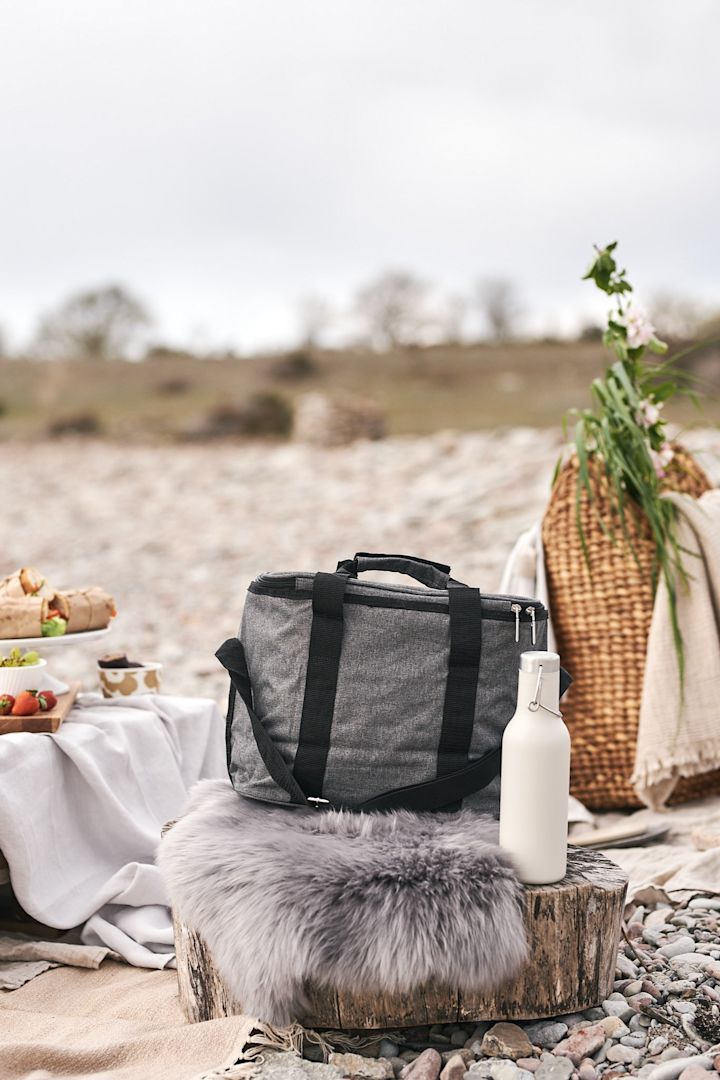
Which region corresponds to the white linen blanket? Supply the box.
[0,693,226,969]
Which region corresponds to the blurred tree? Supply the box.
[297,294,333,349]
[698,310,720,340]
[34,284,153,360]
[650,292,706,341]
[354,270,433,349]
[440,293,468,344]
[475,277,522,343]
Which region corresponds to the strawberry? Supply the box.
[37,690,57,712]
[0,694,15,715]
[11,691,40,716]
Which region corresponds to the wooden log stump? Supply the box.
[171,846,627,1029]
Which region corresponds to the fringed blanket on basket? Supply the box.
[632,489,720,810]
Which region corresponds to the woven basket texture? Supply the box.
[542,446,718,810]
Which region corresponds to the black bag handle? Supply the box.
[336,552,466,590]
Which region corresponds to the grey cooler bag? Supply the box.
[217,552,568,814]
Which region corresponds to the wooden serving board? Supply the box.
[0,683,80,735]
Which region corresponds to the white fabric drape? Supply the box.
[0,693,226,968]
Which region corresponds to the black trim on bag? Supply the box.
[225,683,236,774]
[248,581,547,622]
[292,572,347,798]
[437,586,483,787]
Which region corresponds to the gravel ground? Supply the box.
[2,428,719,703]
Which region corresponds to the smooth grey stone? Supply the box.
[688,897,720,910]
[601,999,634,1022]
[659,936,696,958]
[584,1009,606,1022]
[647,1036,668,1056]
[593,1040,613,1064]
[379,1040,401,1059]
[533,1057,574,1080]
[643,1056,713,1080]
[523,1022,568,1049]
[261,1050,347,1079]
[615,956,639,979]
[619,1033,646,1048]
[552,1013,586,1028]
[605,1045,642,1067]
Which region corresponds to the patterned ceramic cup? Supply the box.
[98,662,162,698]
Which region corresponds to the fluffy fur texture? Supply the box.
[159,780,527,1026]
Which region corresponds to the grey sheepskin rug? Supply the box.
[158,780,527,1026]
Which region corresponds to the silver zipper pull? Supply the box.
[510,603,522,643]
[526,606,536,645]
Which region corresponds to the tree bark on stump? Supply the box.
[171,846,628,1029]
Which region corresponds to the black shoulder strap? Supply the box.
[216,638,308,806]
[358,747,501,813]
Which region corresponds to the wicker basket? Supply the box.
[542,446,718,810]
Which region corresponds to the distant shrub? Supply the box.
[48,412,103,437]
[578,323,603,342]
[200,392,293,439]
[155,377,191,397]
[294,393,386,447]
[0,399,7,419]
[268,349,318,381]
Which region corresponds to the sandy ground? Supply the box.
[2,428,719,704]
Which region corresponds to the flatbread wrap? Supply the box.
[63,587,116,633]
[0,568,51,600]
[0,597,48,638]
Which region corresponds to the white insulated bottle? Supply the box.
[499,651,570,884]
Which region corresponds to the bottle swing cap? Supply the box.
[520,651,560,673]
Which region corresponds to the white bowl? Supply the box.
[0,659,48,697]
[98,662,162,698]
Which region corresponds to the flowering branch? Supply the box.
[565,242,702,683]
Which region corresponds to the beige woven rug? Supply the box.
[0,961,257,1080]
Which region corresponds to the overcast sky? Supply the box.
[1,0,719,352]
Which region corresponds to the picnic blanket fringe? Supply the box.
[193,1020,373,1080]
[632,735,720,790]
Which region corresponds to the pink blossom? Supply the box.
[617,304,657,349]
[650,442,674,478]
[638,398,662,426]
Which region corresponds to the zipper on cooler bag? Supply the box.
[251,575,545,625]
